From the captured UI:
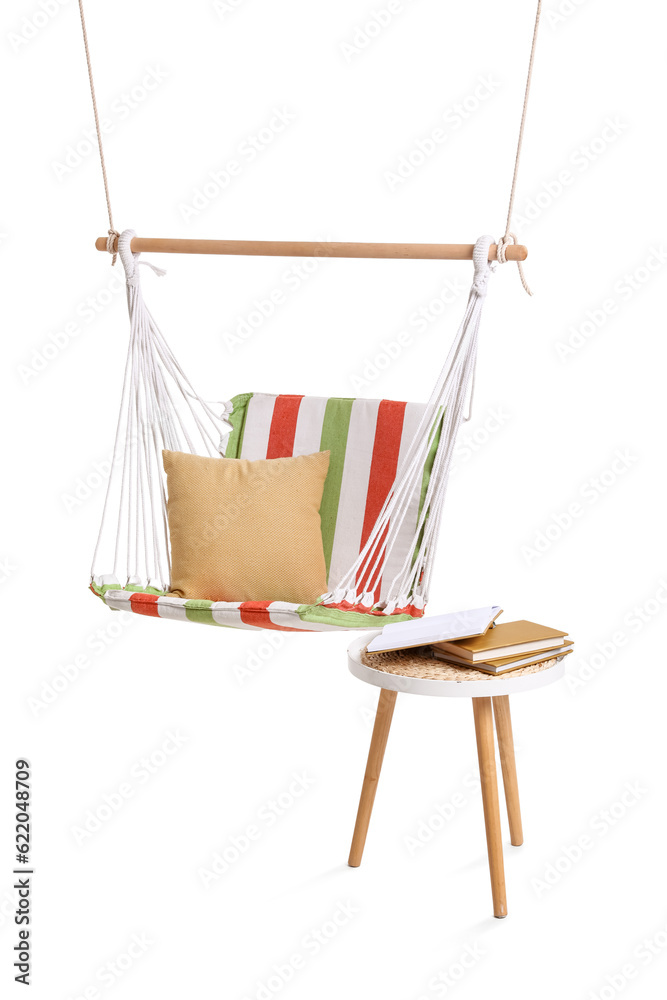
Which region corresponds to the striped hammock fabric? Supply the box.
[224,393,439,606]
[92,587,423,632]
[90,230,494,632]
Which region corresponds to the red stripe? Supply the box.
[394,604,424,618]
[238,601,305,631]
[265,395,304,458]
[357,400,407,596]
[129,592,161,617]
[320,598,423,619]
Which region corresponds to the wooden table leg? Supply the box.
[492,695,523,847]
[472,697,507,918]
[348,688,397,867]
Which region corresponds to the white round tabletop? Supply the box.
[348,632,565,698]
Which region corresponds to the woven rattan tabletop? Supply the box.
[348,634,565,698]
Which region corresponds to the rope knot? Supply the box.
[496,233,515,265]
[497,232,533,296]
[106,228,120,266]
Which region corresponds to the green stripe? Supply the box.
[418,407,444,520]
[224,393,253,458]
[91,581,167,598]
[318,397,354,576]
[184,599,221,626]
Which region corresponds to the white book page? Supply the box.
[367,606,502,653]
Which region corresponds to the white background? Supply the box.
[2,1,666,997]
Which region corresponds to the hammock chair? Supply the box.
[80,1,542,634]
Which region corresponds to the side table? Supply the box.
[347,634,565,917]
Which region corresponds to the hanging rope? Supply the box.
[497,0,542,295]
[77,0,119,264]
[77,0,541,285]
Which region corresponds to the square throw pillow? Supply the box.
[162,449,330,605]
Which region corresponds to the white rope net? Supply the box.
[322,235,494,613]
[91,231,232,594]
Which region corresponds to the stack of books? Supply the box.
[366,606,573,675]
[432,620,572,675]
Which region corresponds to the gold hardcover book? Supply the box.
[432,640,574,675]
[433,620,569,663]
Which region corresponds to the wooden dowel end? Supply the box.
[95,236,528,262]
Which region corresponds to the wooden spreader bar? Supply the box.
[95,236,527,262]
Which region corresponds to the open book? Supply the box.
[366,606,503,654]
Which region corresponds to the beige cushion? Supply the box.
[162,449,330,604]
